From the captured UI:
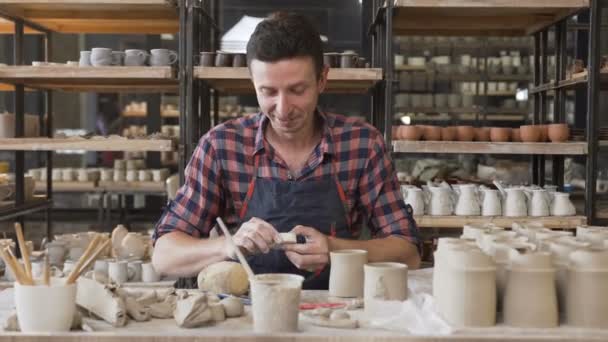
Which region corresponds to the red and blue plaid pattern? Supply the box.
[153,112,420,248]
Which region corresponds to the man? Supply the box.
[152,12,420,289]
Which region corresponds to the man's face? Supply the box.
[250,56,328,136]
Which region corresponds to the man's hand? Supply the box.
[226,217,281,258]
[282,225,330,272]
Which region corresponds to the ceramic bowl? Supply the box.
[519,125,541,142]
[456,126,475,141]
[475,127,491,141]
[440,126,456,141]
[490,127,511,142]
[547,123,569,142]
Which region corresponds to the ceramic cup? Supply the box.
[14,278,77,332]
[62,260,77,275]
[46,241,67,266]
[232,53,246,67]
[114,170,126,182]
[108,260,131,284]
[77,168,88,182]
[126,170,138,182]
[152,169,164,182]
[90,47,113,67]
[100,169,113,182]
[138,169,152,182]
[93,259,110,277]
[251,274,304,333]
[79,51,92,67]
[111,51,125,66]
[124,49,149,66]
[127,260,143,282]
[364,262,408,302]
[329,249,368,298]
[114,159,126,170]
[142,262,161,282]
[199,51,215,66]
[149,49,178,66]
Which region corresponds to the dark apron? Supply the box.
[237,153,351,289]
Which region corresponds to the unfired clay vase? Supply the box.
[481,189,502,216]
[551,192,576,216]
[250,274,304,333]
[329,249,368,298]
[364,262,408,303]
[435,246,496,327]
[120,232,147,259]
[402,187,425,216]
[503,251,558,328]
[454,184,481,216]
[14,278,77,332]
[566,248,608,327]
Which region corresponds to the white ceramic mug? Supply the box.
[124,49,149,66]
[329,249,368,298]
[108,261,131,284]
[142,262,161,282]
[149,49,178,66]
[127,260,143,282]
[79,51,91,67]
[14,279,77,332]
[91,47,113,67]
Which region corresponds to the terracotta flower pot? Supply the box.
[456,126,475,141]
[512,128,522,142]
[538,125,549,142]
[392,126,400,140]
[399,125,422,141]
[441,127,457,141]
[520,125,541,142]
[547,124,570,142]
[490,127,512,142]
[475,127,491,141]
[422,125,442,141]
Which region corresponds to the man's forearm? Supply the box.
[152,231,230,277]
[328,235,421,269]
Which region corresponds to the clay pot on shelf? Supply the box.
[490,127,511,142]
[422,125,442,141]
[475,127,491,142]
[456,126,475,141]
[547,124,569,142]
[538,124,549,142]
[511,128,522,142]
[441,126,457,141]
[520,125,541,142]
[398,125,422,141]
[392,126,400,140]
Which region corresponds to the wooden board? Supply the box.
[0,137,174,151]
[0,66,177,92]
[0,0,178,34]
[0,18,42,34]
[194,67,383,94]
[414,215,587,229]
[34,181,98,192]
[392,141,587,155]
[389,0,588,36]
[99,180,165,193]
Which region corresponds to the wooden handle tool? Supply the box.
[68,239,111,283]
[43,254,50,286]
[216,217,255,280]
[66,235,101,284]
[14,222,32,282]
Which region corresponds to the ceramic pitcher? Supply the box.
[426,186,454,216]
[501,188,528,217]
[550,192,576,216]
[525,189,550,217]
[480,189,502,216]
[403,187,425,216]
[454,184,481,216]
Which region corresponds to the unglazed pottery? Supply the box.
[422,125,442,141]
[547,123,569,142]
[456,126,475,141]
[490,127,511,142]
[454,184,481,216]
[520,125,541,142]
[15,278,76,332]
[329,249,368,298]
[398,125,422,141]
[142,262,161,282]
[475,127,491,141]
[503,251,558,328]
[551,192,576,216]
[426,186,453,215]
[525,189,550,217]
[501,188,528,217]
[440,126,456,141]
[566,248,608,328]
[481,189,502,216]
[250,274,304,333]
[403,187,425,216]
[364,262,408,302]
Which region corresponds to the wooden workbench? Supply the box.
[0,269,606,341]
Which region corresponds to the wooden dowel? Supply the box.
[0,247,24,285]
[66,236,101,284]
[43,254,50,286]
[5,247,32,285]
[14,222,32,282]
[69,239,111,283]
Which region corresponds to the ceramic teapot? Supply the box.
[524,189,551,217]
[453,184,481,216]
[550,192,576,216]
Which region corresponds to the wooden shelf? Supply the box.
[0,197,52,221]
[34,181,99,193]
[0,137,174,151]
[0,0,178,34]
[194,67,382,94]
[99,180,165,194]
[392,141,587,155]
[529,70,608,94]
[414,215,586,229]
[388,0,588,36]
[0,66,177,92]
[0,18,42,34]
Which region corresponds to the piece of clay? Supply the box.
[329,310,350,320]
[279,232,297,244]
[3,311,18,331]
[176,289,190,300]
[76,277,128,327]
[220,296,244,317]
[155,288,175,302]
[304,315,359,329]
[210,302,226,322]
[149,301,174,319]
[125,296,151,322]
[207,294,220,304]
[311,307,332,318]
[344,298,364,310]
[174,293,212,328]
[136,291,158,306]
[197,261,249,296]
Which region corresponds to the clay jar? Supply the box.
[547,123,569,142]
[440,126,456,141]
[251,274,304,333]
[456,126,475,141]
[475,127,491,141]
[329,249,368,298]
[519,125,541,142]
[538,124,549,142]
[391,126,400,140]
[364,262,408,303]
[490,127,511,142]
[511,128,521,142]
[398,125,422,141]
[566,248,608,328]
[421,125,441,141]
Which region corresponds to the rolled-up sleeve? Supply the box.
[152,135,222,244]
[357,132,420,248]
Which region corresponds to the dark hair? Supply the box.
[246,12,324,79]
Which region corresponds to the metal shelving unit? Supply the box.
[370,0,603,228]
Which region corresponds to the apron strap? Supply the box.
[239,154,260,219]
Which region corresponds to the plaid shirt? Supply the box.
[153,111,420,247]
